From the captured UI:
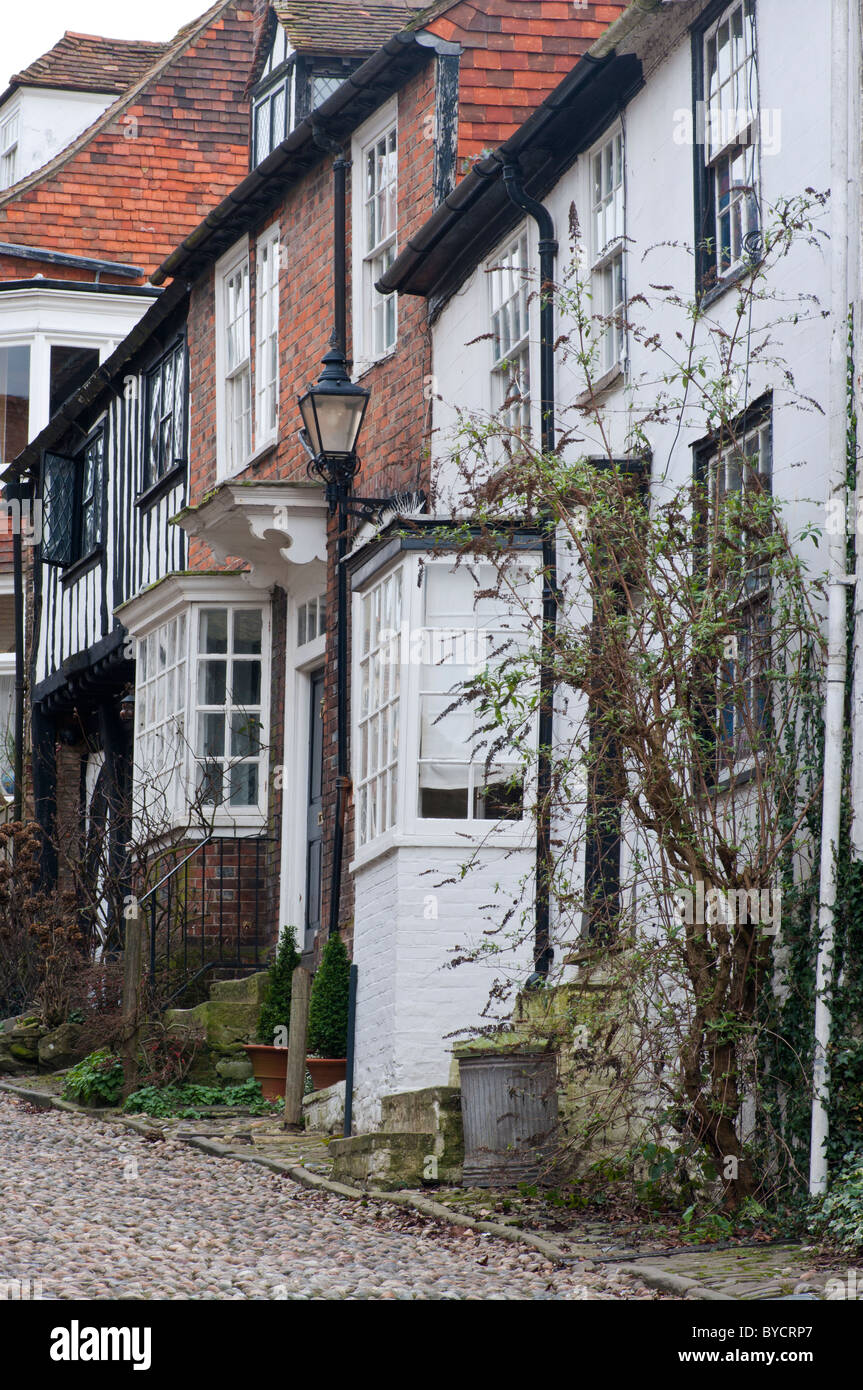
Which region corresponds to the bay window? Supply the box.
[135,612,187,825]
[355,569,402,848]
[590,127,625,377]
[130,590,270,828]
[0,344,30,466]
[353,553,538,856]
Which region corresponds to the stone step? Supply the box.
[208,971,269,1005]
[380,1085,461,1136]
[328,1131,462,1189]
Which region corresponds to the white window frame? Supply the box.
[0,108,19,192]
[351,99,398,373]
[255,224,280,449]
[128,579,271,832]
[351,554,539,868]
[216,237,252,479]
[192,604,270,821]
[702,0,760,280]
[251,25,294,167]
[488,227,532,434]
[589,124,626,378]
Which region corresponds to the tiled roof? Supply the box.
[272,0,423,55]
[9,31,169,95]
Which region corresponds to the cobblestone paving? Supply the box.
[632,1246,861,1300]
[0,1095,669,1301]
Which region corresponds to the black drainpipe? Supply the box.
[10,477,26,824]
[328,147,350,941]
[501,162,557,975]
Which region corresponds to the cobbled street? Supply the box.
[0,1096,667,1300]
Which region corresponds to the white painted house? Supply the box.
[378,0,856,1150]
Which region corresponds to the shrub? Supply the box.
[257,926,301,1045]
[63,1049,124,1107]
[307,933,350,1058]
[124,1077,278,1119]
[809,1151,863,1254]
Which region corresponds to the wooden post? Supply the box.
[121,899,144,1094]
[283,965,311,1129]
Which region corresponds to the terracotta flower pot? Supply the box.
[306,1057,347,1092]
[242,1043,288,1101]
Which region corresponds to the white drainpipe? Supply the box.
[810,0,852,1196]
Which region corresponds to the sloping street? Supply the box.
[0,1095,666,1301]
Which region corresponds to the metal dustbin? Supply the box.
[458,1050,559,1187]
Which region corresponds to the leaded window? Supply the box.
[145,340,186,489]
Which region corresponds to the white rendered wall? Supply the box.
[352,844,535,1129]
[429,0,834,963]
[3,86,117,187]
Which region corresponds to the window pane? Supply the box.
[231,660,261,706]
[198,712,225,757]
[231,711,261,756]
[0,345,30,465]
[197,761,223,805]
[234,609,262,653]
[200,609,228,653]
[49,346,99,417]
[229,763,258,807]
[199,660,226,705]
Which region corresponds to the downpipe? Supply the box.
[501,162,558,975]
[809,0,852,1196]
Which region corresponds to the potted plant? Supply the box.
[306,932,350,1091]
[243,926,300,1101]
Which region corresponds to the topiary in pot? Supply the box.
[306,933,350,1090]
[256,926,301,1046]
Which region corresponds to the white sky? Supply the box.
[2,1,214,86]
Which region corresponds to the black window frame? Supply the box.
[691,0,761,300]
[143,336,187,494]
[692,394,773,778]
[41,423,106,572]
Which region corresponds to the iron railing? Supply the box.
[138,835,274,1002]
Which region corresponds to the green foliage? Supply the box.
[257,926,301,1045]
[123,1077,278,1119]
[63,1049,124,1107]
[307,933,350,1058]
[809,1151,863,1254]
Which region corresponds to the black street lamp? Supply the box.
[298,341,369,487]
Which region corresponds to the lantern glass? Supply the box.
[299,382,368,460]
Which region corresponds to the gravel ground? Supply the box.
[0,1093,670,1301]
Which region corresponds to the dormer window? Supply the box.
[252,25,295,167]
[251,20,354,170]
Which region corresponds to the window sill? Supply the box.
[698,261,753,311]
[216,437,278,482]
[354,346,398,382]
[61,547,102,586]
[575,362,625,407]
[136,462,185,511]
[350,821,534,874]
